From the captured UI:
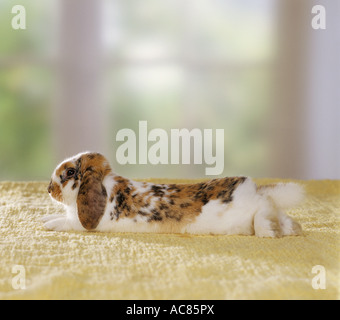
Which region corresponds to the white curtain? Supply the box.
[271,0,339,179]
[53,0,108,160]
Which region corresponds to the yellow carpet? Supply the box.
[0,179,339,300]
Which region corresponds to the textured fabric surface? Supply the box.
[0,179,339,300]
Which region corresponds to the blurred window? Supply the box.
[104,0,278,178]
[0,0,277,180]
[0,0,56,180]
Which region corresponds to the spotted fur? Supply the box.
[44,152,304,237]
[107,176,246,225]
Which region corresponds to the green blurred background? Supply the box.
[0,0,339,180]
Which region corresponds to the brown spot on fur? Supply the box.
[180,202,191,208]
[50,182,63,202]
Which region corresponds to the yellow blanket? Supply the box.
[0,179,339,300]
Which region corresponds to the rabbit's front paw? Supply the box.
[42,215,72,232]
[41,214,62,223]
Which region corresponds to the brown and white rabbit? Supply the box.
[43,152,304,237]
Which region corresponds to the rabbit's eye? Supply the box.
[66,168,76,177]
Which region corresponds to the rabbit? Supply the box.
[42,151,304,237]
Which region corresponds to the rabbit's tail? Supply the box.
[257,182,305,210]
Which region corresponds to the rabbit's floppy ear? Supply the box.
[76,153,111,230]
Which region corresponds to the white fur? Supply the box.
[43,202,85,232]
[98,215,160,233]
[259,182,305,209]
[182,179,303,236]
[183,178,258,235]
